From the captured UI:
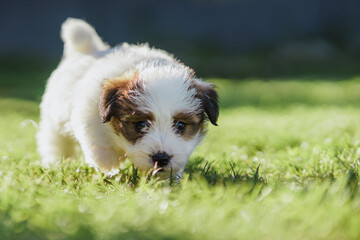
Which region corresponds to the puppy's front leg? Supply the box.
[83,143,120,171]
[71,109,120,171]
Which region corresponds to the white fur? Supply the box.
[37,18,212,175]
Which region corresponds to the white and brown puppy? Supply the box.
[37,18,219,176]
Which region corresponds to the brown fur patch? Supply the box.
[111,112,153,144]
[100,71,151,143]
[173,112,206,140]
[99,72,139,123]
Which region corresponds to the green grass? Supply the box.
[2,64,360,239]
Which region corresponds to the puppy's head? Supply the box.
[99,65,218,173]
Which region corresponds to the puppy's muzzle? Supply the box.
[151,152,171,167]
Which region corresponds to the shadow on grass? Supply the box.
[103,159,267,189]
[184,157,265,187]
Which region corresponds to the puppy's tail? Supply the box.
[61,18,109,57]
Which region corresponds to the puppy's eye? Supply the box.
[135,121,148,133]
[174,121,186,134]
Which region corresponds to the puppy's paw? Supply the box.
[84,146,121,172]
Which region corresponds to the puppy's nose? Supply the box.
[152,152,171,167]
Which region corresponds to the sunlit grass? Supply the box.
[1,69,360,239]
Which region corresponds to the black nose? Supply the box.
[152,152,171,167]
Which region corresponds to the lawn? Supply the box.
[1,62,360,239]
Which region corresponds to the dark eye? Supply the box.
[174,121,186,134]
[135,121,148,133]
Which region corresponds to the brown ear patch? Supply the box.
[190,81,219,126]
[99,72,152,144]
[99,72,140,123]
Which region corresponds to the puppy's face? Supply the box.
[99,66,218,173]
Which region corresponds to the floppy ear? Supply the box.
[99,77,132,123]
[193,81,219,126]
[99,84,119,123]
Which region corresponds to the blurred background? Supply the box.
[1,0,360,79]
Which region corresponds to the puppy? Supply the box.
[37,18,219,176]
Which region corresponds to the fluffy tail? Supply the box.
[61,18,109,57]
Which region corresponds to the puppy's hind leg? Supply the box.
[36,120,76,167]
